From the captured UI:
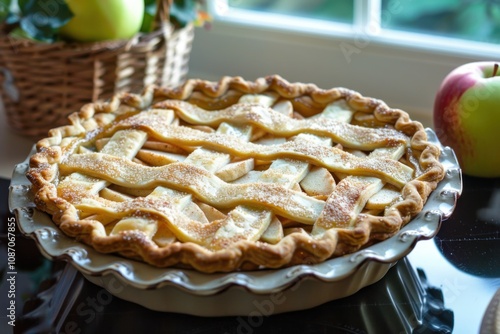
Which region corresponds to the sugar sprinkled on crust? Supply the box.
[27,75,445,273]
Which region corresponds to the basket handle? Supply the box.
[153,0,173,30]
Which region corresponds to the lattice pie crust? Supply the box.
[27,76,445,273]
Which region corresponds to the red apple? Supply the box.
[433,61,500,177]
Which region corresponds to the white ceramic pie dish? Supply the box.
[9,128,462,316]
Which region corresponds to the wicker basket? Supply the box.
[0,1,194,138]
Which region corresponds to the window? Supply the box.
[189,1,500,126]
[223,0,500,44]
[381,0,500,44]
[215,0,500,51]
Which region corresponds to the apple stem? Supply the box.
[493,63,499,77]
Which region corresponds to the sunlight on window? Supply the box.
[226,0,500,45]
[381,0,500,44]
[227,0,354,23]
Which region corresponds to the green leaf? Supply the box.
[8,25,34,39]
[170,0,198,28]
[18,0,31,12]
[0,0,12,23]
[17,0,73,42]
[140,0,157,32]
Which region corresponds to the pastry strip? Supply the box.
[110,94,277,245]
[153,100,409,149]
[213,100,358,247]
[58,129,149,206]
[95,110,413,187]
[313,145,406,232]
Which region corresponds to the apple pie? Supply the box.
[27,75,445,273]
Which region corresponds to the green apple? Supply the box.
[60,0,145,42]
[433,62,500,177]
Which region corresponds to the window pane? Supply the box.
[227,0,354,23]
[381,0,500,44]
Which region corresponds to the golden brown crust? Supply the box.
[27,75,445,273]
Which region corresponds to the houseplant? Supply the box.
[0,0,209,138]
